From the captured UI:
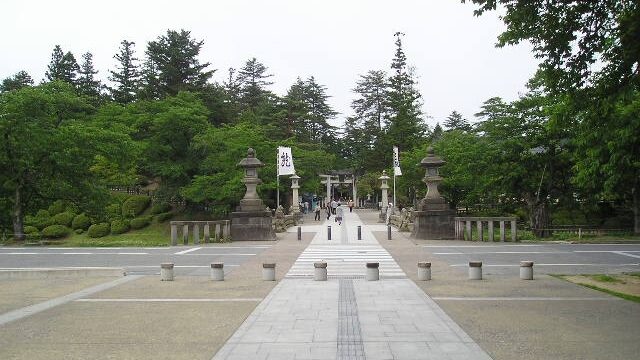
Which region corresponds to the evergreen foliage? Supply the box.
[42,224,71,238]
[1,71,33,92]
[109,40,140,104]
[71,213,91,230]
[88,223,110,238]
[121,195,151,217]
[44,45,79,85]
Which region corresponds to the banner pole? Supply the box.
[276,148,280,210]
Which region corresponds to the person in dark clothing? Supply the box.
[314,204,321,221]
[325,205,331,220]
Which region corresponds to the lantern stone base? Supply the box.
[411,209,456,240]
[230,210,276,241]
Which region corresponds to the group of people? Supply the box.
[309,199,354,225]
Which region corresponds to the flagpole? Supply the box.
[276,148,280,210]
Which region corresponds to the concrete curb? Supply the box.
[0,267,126,279]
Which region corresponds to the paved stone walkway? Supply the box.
[212,211,492,360]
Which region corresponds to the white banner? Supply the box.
[277,147,296,176]
[393,146,402,176]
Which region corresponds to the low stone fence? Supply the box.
[455,217,518,242]
[170,221,230,245]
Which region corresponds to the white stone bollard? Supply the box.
[520,261,534,280]
[210,262,224,281]
[262,263,276,281]
[160,263,174,281]
[314,262,327,281]
[366,262,379,281]
[417,262,431,281]
[468,261,482,280]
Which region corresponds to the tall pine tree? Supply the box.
[109,40,140,104]
[385,32,426,153]
[45,45,79,85]
[0,71,33,92]
[237,57,274,112]
[77,52,102,99]
[144,29,214,97]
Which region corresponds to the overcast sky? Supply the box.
[2,0,539,128]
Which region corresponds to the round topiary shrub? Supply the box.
[122,195,151,218]
[130,215,152,230]
[41,225,71,239]
[24,225,39,234]
[155,212,173,222]
[72,213,91,230]
[51,211,75,227]
[48,200,67,215]
[105,203,122,221]
[75,228,84,234]
[87,223,111,238]
[150,202,171,215]
[111,219,130,235]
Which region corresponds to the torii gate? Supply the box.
[319,171,357,205]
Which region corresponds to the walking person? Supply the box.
[314,204,321,221]
[348,199,354,213]
[325,205,331,220]
[335,204,344,225]
[330,199,338,215]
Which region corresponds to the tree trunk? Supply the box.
[12,185,25,241]
[528,199,551,238]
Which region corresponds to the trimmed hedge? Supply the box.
[130,215,152,230]
[88,223,111,238]
[26,210,51,230]
[150,203,171,215]
[75,228,84,234]
[24,225,40,234]
[105,203,122,221]
[155,212,173,222]
[42,225,71,239]
[122,195,151,218]
[72,213,91,230]
[111,219,130,235]
[47,200,66,215]
[51,211,75,227]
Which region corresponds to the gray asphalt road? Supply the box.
[423,243,640,275]
[0,245,272,276]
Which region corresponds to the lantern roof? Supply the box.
[420,147,445,167]
[238,148,264,168]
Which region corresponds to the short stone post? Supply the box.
[171,224,178,246]
[314,262,327,281]
[223,220,230,239]
[477,220,484,242]
[262,263,276,281]
[203,224,210,243]
[210,263,224,281]
[357,226,362,240]
[215,223,221,241]
[468,261,482,280]
[417,262,431,281]
[511,220,517,242]
[366,262,380,281]
[160,263,174,281]
[488,220,495,242]
[297,226,302,241]
[193,223,200,245]
[500,221,506,242]
[327,226,331,241]
[387,225,392,240]
[520,261,533,280]
[466,220,472,241]
[182,224,189,245]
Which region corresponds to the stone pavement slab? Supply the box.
[213,211,492,359]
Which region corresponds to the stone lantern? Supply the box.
[378,170,390,223]
[290,174,300,214]
[418,147,448,211]
[411,147,455,239]
[230,148,275,241]
[237,148,265,212]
